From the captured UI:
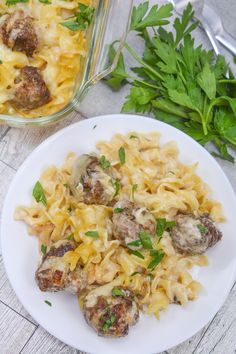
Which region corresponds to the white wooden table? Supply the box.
[1,1,236,353]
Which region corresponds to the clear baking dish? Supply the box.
[0,0,133,127]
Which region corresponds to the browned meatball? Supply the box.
[84,287,139,337]
[170,214,223,255]
[35,240,87,294]
[112,200,156,247]
[70,155,115,206]
[12,66,51,110]
[0,10,38,56]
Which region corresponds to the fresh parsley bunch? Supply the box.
[105,2,236,162]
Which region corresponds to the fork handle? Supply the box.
[216,31,236,56]
[200,18,220,56]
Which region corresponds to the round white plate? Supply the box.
[1,114,236,354]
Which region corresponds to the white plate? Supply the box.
[1,114,236,354]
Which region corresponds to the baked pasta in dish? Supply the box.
[0,0,94,118]
[15,132,224,337]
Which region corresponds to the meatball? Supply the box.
[112,200,156,247]
[70,155,115,206]
[84,287,139,337]
[170,214,223,255]
[0,10,38,56]
[12,66,51,110]
[35,240,87,294]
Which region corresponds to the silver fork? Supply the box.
[169,0,220,55]
[202,4,236,56]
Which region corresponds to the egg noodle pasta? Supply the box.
[0,0,93,117]
[15,132,224,319]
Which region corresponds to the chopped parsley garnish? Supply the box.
[99,155,111,169]
[197,224,208,234]
[112,179,121,198]
[131,271,140,276]
[114,207,124,214]
[148,249,165,270]
[118,147,126,165]
[131,184,138,199]
[66,233,74,240]
[41,244,47,255]
[44,300,52,307]
[156,218,176,238]
[139,231,153,249]
[6,0,29,5]
[0,60,2,64]
[102,314,116,331]
[39,0,51,3]
[32,181,47,206]
[61,3,95,31]
[128,249,144,259]
[129,135,138,139]
[112,288,125,297]
[85,230,99,238]
[93,124,97,129]
[127,239,141,247]
[63,183,70,188]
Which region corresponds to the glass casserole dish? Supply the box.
[0,0,133,127]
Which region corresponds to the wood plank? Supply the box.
[0,301,37,354]
[0,111,83,170]
[193,282,236,354]
[0,256,37,325]
[0,161,15,212]
[167,327,208,354]
[20,325,79,354]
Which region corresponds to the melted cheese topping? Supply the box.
[0,0,93,118]
[15,132,224,320]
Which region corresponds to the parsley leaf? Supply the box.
[105,47,128,91]
[130,2,173,31]
[61,3,94,31]
[139,231,153,249]
[44,300,52,307]
[33,181,47,206]
[85,231,99,238]
[114,207,124,214]
[41,244,47,255]
[156,218,176,238]
[102,314,116,331]
[127,239,142,247]
[148,249,165,270]
[6,0,28,5]
[128,249,145,259]
[66,233,74,240]
[39,0,51,4]
[99,155,111,169]
[118,147,126,165]
[197,224,208,234]
[112,288,125,297]
[112,179,121,198]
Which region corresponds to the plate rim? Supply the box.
[1,113,236,354]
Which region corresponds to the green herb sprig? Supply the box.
[61,3,95,31]
[105,2,236,162]
[33,181,47,206]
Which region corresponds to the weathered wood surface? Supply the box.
[1,0,236,353]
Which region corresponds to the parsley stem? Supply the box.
[124,43,164,81]
[218,79,236,84]
[127,75,161,90]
